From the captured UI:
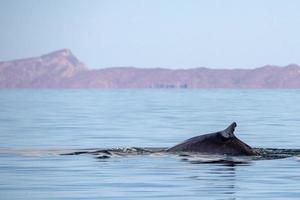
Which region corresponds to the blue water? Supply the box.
[0,89,300,199]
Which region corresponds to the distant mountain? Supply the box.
[0,49,87,88]
[1,49,300,88]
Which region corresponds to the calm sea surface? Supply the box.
[0,89,300,200]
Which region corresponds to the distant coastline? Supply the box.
[1,49,300,88]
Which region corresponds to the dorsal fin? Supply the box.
[221,122,237,138]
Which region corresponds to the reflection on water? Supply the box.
[1,148,300,199]
[1,89,300,199]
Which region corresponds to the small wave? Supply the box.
[2,147,300,164]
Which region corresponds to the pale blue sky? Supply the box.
[1,0,300,69]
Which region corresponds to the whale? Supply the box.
[59,122,300,161]
[167,122,258,156]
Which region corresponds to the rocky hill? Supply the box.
[1,49,300,88]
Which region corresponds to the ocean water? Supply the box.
[0,89,300,200]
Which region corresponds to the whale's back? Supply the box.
[167,123,257,156]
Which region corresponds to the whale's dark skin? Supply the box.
[167,122,258,156]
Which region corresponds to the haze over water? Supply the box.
[1,89,300,199]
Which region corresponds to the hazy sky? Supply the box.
[1,0,300,69]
